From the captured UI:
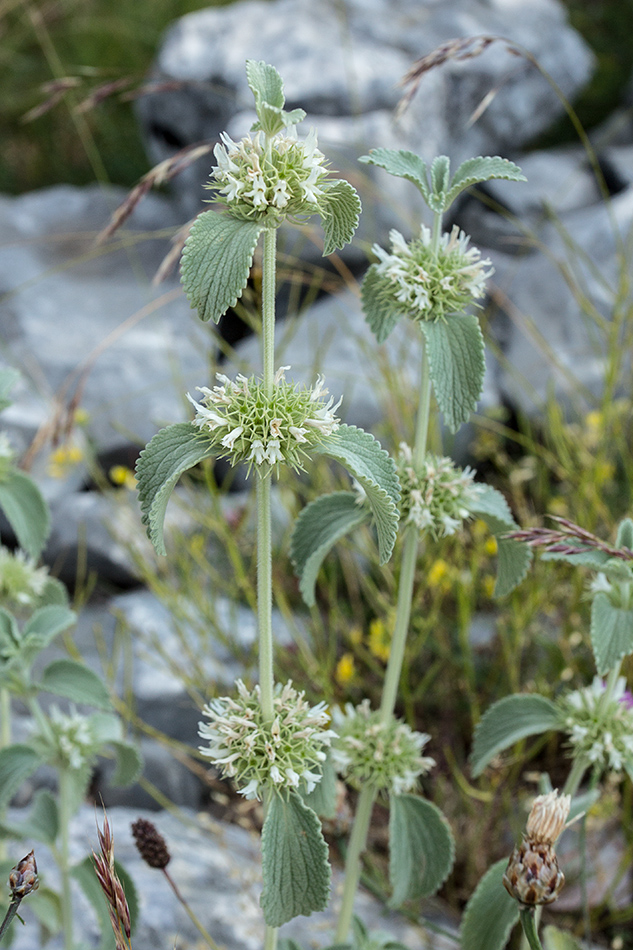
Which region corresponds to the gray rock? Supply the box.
[5,804,457,950]
[137,0,594,245]
[0,184,210,458]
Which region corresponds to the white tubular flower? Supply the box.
[187,367,342,475]
[47,706,95,771]
[206,126,333,223]
[559,675,633,774]
[0,547,49,608]
[370,223,493,322]
[331,699,435,796]
[198,679,336,800]
[396,445,485,539]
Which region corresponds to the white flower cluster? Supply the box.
[371,224,493,321]
[0,547,49,608]
[560,676,633,773]
[396,444,484,538]
[331,699,435,795]
[208,128,330,222]
[187,366,341,473]
[198,679,337,800]
[48,706,95,771]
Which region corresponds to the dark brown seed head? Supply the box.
[503,839,565,906]
[131,818,171,869]
[8,851,39,900]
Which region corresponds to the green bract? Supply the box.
[187,367,341,474]
[198,679,336,800]
[331,700,435,795]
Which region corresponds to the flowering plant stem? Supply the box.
[58,768,74,950]
[519,908,544,950]
[258,222,278,950]
[335,319,434,942]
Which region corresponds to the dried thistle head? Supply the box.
[526,790,571,845]
[92,811,131,948]
[503,790,570,906]
[131,818,171,870]
[9,851,39,900]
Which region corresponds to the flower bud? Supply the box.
[8,850,39,900]
[131,818,171,869]
[526,790,571,845]
[503,840,565,906]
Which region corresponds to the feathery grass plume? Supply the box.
[92,811,132,950]
[507,516,633,561]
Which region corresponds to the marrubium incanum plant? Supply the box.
[559,675,633,775]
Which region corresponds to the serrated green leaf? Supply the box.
[445,156,526,210]
[0,470,50,559]
[290,491,369,607]
[180,212,264,323]
[38,659,112,710]
[315,425,400,565]
[108,741,143,787]
[468,485,531,596]
[419,314,485,433]
[260,791,330,926]
[246,59,285,111]
[460,859,519,950]
[361,266,406,343]
[300,751,337,820]
[430,156,450,206]
[89,712,123,745]
[136,423,216,556]
[39,576,69,607]
[616,517,633,551]
[541,548,612,570]
[542,925,583,950]
[6,789,59,844]
[0,744,42,809]
[319,180,361,255]
[0,607,19,651]
[359,148,431,204]
[389,794,455,905]
[470,694,560,777]
[590,592,633,675]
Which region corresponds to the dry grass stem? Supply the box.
[92,810,132,950]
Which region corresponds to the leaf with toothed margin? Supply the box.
[361,265,407,343]
[136,423,217,555]
[290,491,370,607]
[468,485,532,596]
[445,156,526,210]
[389,794,455,905]
[459,859,520,950]
[314,425,400,565]
[359,148,431,205]
[180,212,264,323]
[246,59,305,134]
[470,693,560,778]
[419,313,485,433]
[319,179,361,255]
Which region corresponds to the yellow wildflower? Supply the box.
[427,559,449,587]
[47,444,84,479]
[484,536,498,556]
[368,618,391,662]
[482,575,496,598]
[109,465,137,490]
[335,653,356,686]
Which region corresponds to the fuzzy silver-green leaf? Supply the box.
[419,313,485,433]
[320,180,361,255]
[0,471,50,559]
[389,794,455,905]
[460,858,519,950]
[590,592,633,675]
[445,156,526,209]
[470,693,560,777]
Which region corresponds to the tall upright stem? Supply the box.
[58,769,74,950]
[335,342,434,939]
[0,688,10,748]
[259,223,278,950]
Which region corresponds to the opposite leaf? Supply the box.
[361,266,405,343]
[290,491,369,607]
[180,212,264,323]
[38,658,112,710]
[389,794,455,905]
[0,471,50,559]
[136,423,217,556]
[590,593,633,676]
[314,425,400,564]
[359,148,431,204]
[300,752,338,820]
[260,791,331,927]
[319,180,362,255]
[0,744,42,809]
[469,485,532,596]
[445,156,526,210]
[460,858,519,950]
[419,313,485,433]
[470,694,560,777]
